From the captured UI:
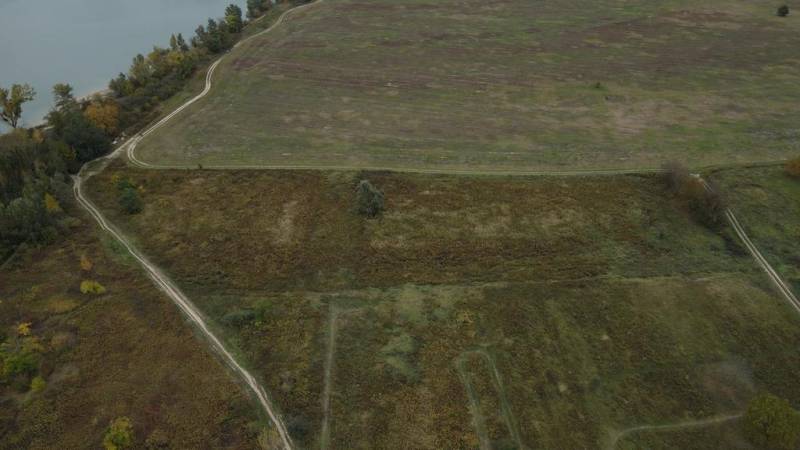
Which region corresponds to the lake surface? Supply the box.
[0,0,246,130]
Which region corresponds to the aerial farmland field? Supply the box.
[4,0,800,447]
[83,165,800,448]
[134,0,800,171]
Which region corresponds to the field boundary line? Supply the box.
[606,412,742,450]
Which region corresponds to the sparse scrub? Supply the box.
[356,179,385,218]
[662,162,727,229]
[743,393,800,450]
[785,157,800,178]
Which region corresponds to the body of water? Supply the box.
[0,0,246,131]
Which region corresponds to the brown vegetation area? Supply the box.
[0,209,259,448]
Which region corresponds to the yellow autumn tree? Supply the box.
[16,322,32,337]
[85,100,120,134]
[44,193,61,213]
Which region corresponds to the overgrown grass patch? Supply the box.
[82,166,800,448]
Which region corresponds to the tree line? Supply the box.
[1,2,309,261]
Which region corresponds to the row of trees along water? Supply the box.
[0,1,306,262]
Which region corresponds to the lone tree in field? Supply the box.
[777,5,790,17]
[661,161,727,229]
[356,179,385,218]
[743,393,800,450]
[785,157,800,178]
[0,83,36,128]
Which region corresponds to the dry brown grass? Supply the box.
[0,208,260,448]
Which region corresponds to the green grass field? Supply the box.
[84,165,800,448]
[135,0,800,171]
[711,165,800,293]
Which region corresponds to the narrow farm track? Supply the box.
[606,412,743,450]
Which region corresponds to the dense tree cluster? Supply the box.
[108,3,251,129]
[0,130,73,259]
[1,3,286,260]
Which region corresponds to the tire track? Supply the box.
[606,412,742,450]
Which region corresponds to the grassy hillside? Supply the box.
[0,209,262,448]
[135,0,800,171]
[84,165,800,448]
[710,165,800,292]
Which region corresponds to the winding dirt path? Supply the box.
[606,412,742,450]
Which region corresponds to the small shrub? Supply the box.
[785,157,800,178]
[29,375,46,392]
[16,322,31,337]
[80,254,93,272]
[743,393,800,450]
[80,280,107,295]
[119,187,142,214]
[777,5,790,17]
[115,177,143,214]
[104,417,134,450]
[356,179,385,218]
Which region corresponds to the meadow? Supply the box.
[84,165,800,448]
[134,0,800,171]
[711,165,800,293]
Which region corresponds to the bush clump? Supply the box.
[662,162,727,229]
[104,417,134,450]
[777,5,790,17]
[743,393,800,450]
[785,157,800,178]
[356,179,385,218]
[80,280,107,295]
[116,178,142,214]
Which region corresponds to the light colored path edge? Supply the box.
[606,412,743,450]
